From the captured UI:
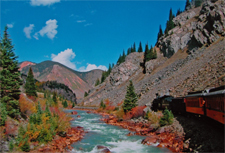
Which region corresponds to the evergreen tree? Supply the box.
[0,103,7,126]
[117,54,121,64]
[195,0,202,7]
[95,78,100,86]
[144,43,152,62]
[37,101,42,114]
[108,63,112,75]
[0,26,22,118]
[153,48,157,59]
[121,50,126,62]
[157,25,163,41]
[176,8,182,16]
[84,91,88,97]
[131,43,136,52]
[101,71,107,83]
[143,43,149,74]
[149,45,154,60]
[25,67,37,97]
[137,42,143,52]
[127,48,131,55]
[123,80,137,113]
[53,91,57,104]
[185,0,191,10]
[164,8,175,35]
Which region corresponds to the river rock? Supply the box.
[71,111,78,115]
[97,145,111,153]
[142,136,158,145]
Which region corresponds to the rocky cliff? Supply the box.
[80,0,225,107]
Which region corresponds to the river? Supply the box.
[65,109,170,153]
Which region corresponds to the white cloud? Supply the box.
[7,24,13,28]
[34,19,58,40]
[84,23,93,27]
[79,64,107,72]
[30,0,60,6]
[76,20,86,23]
[51,48,76,69]
[23,24,34,39]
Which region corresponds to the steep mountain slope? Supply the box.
[20,61,103,99]
[80,0,225,106]
[18,61,36,71]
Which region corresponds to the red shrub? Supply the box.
[117,101,123,106]
[123,112,133,120]
[131,106,146,119]
[105,106,116,111]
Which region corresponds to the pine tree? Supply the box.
[164,8,175,35]
[117,54,122,64]
[127,48,131,55]
[0,26,22,118]
[108,63,112,75]
[149,45,154,60]
[121,50,126,62]
[185,0,191,10]
[131,43,136,52]
[95,78,100,86]
[157,25,163,41]
[195,0,202,7]
[25,67,37,97]
[84,91,88,97]
[176,8,182,16]
[143,43,149,74]
[137,42,143,52]
[123,80,137,113]
[153,48,157,59]
[53,91,57,104]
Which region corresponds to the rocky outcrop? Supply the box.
[109,52,143,86]
[157,0,225,57]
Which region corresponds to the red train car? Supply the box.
[184,86,225,124]
[204,87,225,124]
[185,92,205,116]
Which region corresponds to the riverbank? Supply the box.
[74,108,185,152]
[35,126,85,152]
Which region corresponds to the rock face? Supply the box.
[157,0,225,57]
[109,52,143,86]
[80,0,225,107]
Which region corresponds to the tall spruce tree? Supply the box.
[123,80,137,113]
[131,43,136,52]
[25,67,37,97]
[95,78,100,86]
[137,42,143,52]
[157,25,163,41]
[164,8,175,35]
[185,0,191,10]
[0,26,22,118]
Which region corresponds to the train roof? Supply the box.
[204,88,225,96]
[208,85,225,93]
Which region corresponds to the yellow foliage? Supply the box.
[116,108,125,119]
[147,111,161,124]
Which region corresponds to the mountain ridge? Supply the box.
[20,60,103,99]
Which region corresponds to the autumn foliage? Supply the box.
[123,106,146,120]
[19,94,37,116]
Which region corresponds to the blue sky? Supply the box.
[1,0,186,72]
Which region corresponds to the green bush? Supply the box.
[9,140,14,152]
[159,108,174,126]
[100,100,106,109]
[0,102,7,126]
[20,138,30,152]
